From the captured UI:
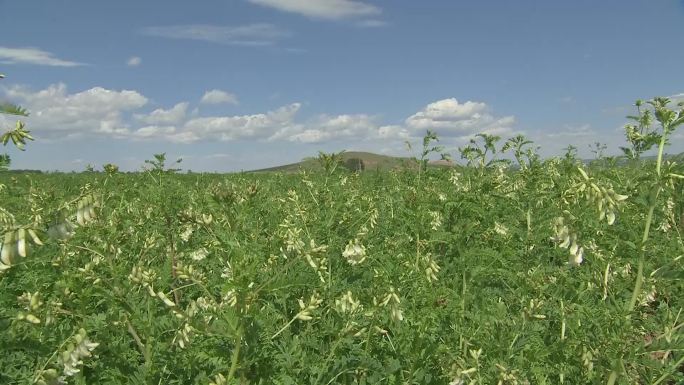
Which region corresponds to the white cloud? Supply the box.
[133,125,177,138]
[405,98,515,137]
[270,113,407,143]
[141,23,290,45]
[669,93,684,106]
[135,102,188,125]
[248,0,380,20]
[0,47,85,67]
[176,103,303,143]
[127,56,142,67]
[201,90,239,105]
[377,125,410,139]
[1,84,517,152]
[357,19,388,28]
[527,124,628,159]
[4,83,147,138]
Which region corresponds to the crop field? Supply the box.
[1,102,684,384]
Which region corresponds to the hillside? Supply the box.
[251,151,426,173]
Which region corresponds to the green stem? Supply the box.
[314,334,346,385]
[655,132,667,177]
[626,258,644,313]
[126,319,152,367]
[226,325,243,383]
[271,314,299,339]
[33,329,78,383]
[627,126,668,314]
[652,353,684,385]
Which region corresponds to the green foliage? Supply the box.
[0,153,10,171]
[0,99,683,385]
[501,134,539,170]
[1,120,35,150]
[0,102,29,117]
[621,98,684,160]
[317,150,345,175]
[459,133,509,170]
[144,152,182,173]
[103,163,120,175]
[1,73,33,167]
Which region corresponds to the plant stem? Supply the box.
[126,318,151,366]
[271,315,299,339]
[226,325,243,383]
[627,122,668,314]
[652,353,684,385]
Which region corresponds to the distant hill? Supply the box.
[250,150,684,173]
[251,151,430,173]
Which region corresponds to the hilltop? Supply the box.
[251,151,443,173]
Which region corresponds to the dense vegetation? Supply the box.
[1,77,683,384]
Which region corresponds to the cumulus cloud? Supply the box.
[201,90,239,105]
[127,56,142,67]
[0,47,85,67]
[669,93,684,105]
[405,98,515,138]
[135,102,188,125]
[176,103,303,143]
[141,23,291,46]
[5,83,147,137]
[1,84,517,152]
[272,114,372,143]
[527,124,628,159]
[248,0,380,20]
[133,125,177,138]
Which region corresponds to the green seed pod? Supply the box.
[30,292,40,309]
[17,228,26,258]
[76,208,84,226]
[28,228,43,245]
[1,231,16,266]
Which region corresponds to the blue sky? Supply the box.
[1,0,683,171]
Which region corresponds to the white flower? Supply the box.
[190,247,209,261]
[342,239,367,265]
[494,222,509,236]
[429,211,443,231]
[335,291,361,314]
[180,226,194,242]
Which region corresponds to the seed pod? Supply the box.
[157,291,176,307]
[17,228,26,258]
[76,207,85,226]
[296,313,313,321]
[27,229,43,245]
[30,292,41,309]
[1,231,16,266]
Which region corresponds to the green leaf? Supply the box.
[0,103,29,117]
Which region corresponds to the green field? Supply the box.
[1,144,683,384]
